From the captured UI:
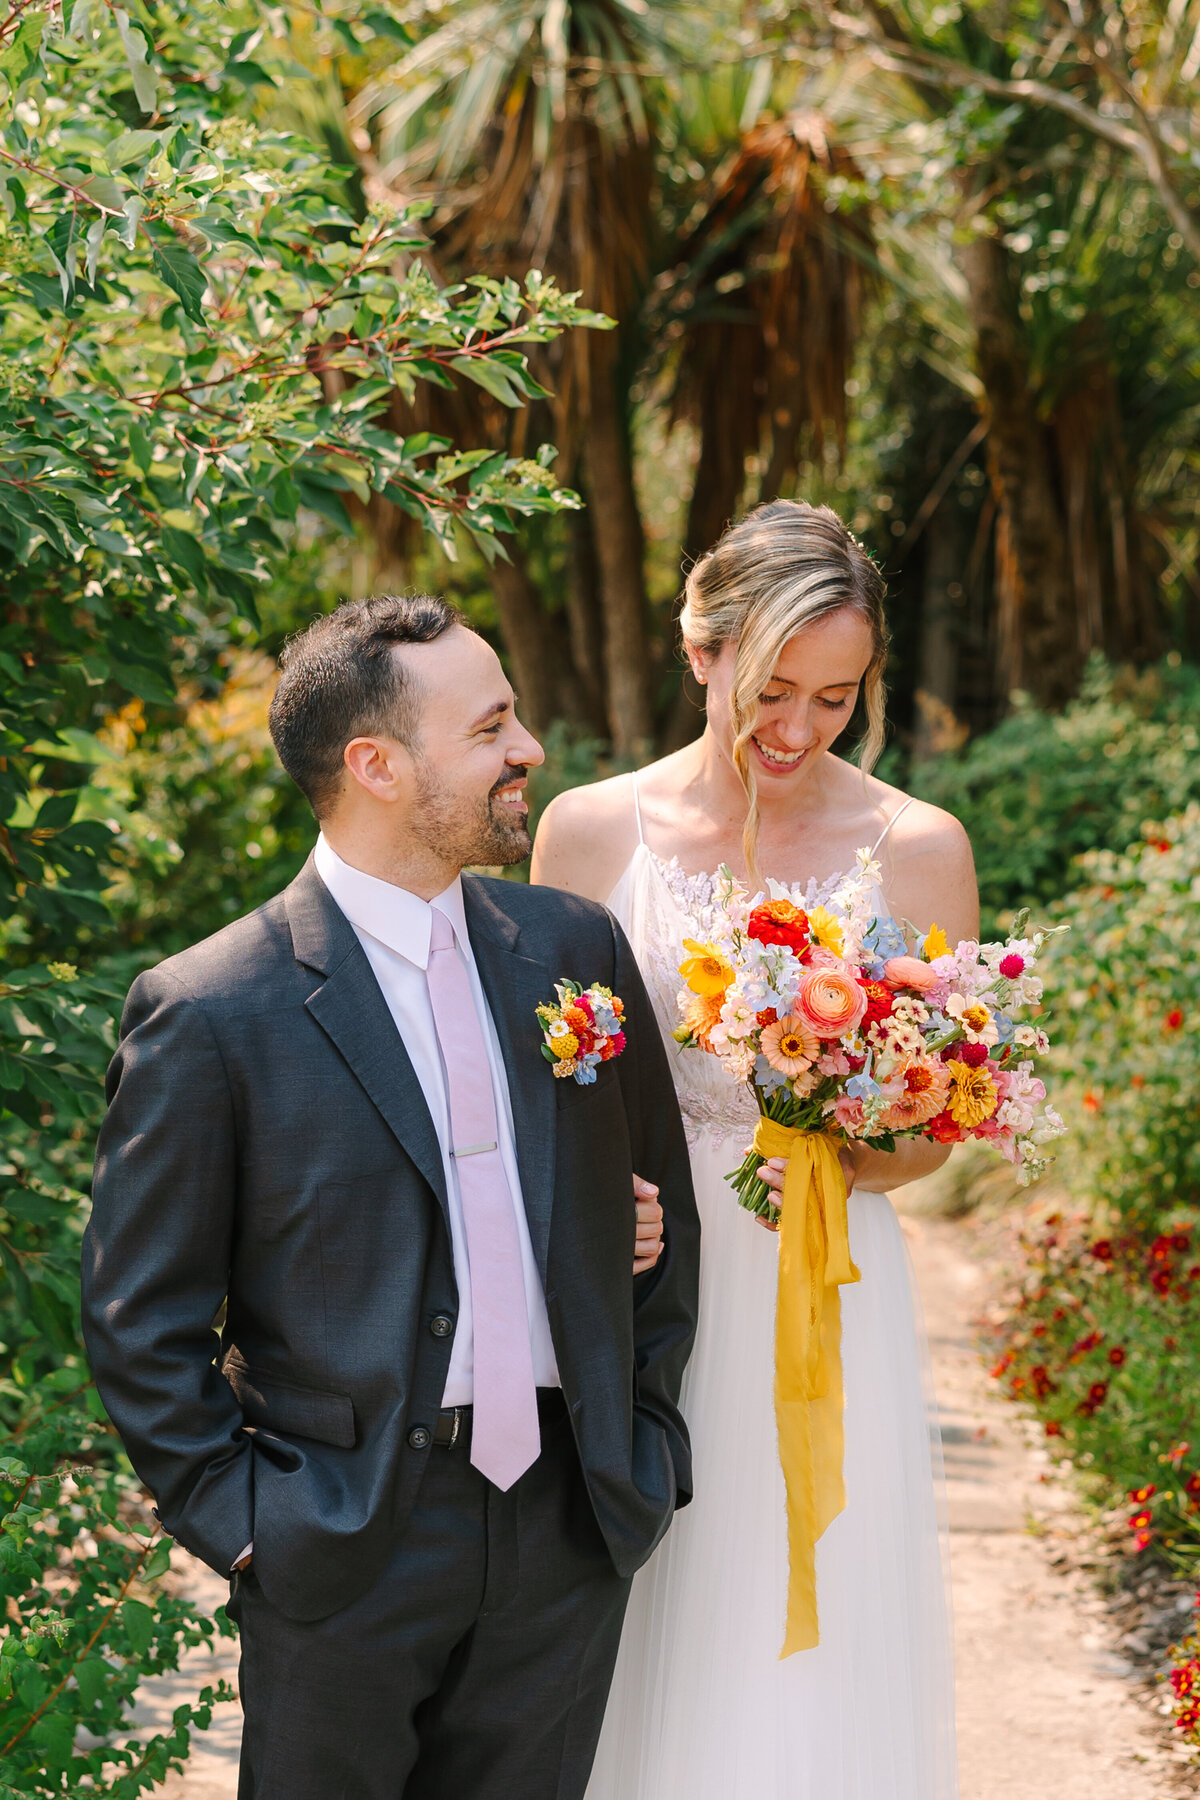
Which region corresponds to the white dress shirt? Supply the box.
[313,834,559,1403]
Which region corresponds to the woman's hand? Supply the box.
[633,1174,665,1272]
[752,1146,858,1231]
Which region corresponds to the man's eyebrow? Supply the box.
[466,696,511,731]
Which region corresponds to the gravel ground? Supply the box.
[129,1200,1200,1798]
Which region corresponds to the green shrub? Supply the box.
[1040,803,1200,1222]
[905,658,1200,932]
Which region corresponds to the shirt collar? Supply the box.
[313,834,468,971]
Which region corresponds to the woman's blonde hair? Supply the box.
[679,499,889,879]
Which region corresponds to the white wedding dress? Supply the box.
[587,780,958,1800]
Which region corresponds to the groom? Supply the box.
[82,594,700,1799]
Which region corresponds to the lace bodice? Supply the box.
[608,844,890,1148]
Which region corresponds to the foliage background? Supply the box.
[2,0,1199,1784]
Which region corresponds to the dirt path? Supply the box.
[132,1209,1198,1797]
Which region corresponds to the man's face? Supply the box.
[399,628,545,870]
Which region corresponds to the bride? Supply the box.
[531,500,976,1799]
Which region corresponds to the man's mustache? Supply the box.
[489,766,530,802]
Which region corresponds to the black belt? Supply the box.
[433,1387,566,1449]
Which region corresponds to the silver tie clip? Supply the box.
[452,1141,498,1158]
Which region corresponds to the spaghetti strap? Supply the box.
[630,769,646,847]
[870,795,915,858]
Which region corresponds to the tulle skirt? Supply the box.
[587,1132,958,1799]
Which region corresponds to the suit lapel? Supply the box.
[285,856,449,1227]
[463,876,557,1281]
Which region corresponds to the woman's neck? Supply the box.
[679,727,834,839]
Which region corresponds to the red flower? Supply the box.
[747,899,810,953]
[1165,1335,1179,1351]
[927,1110,965,1144]
[756,1007,778,1028]
[1189,1266,1200,1282]
[1044,1421,1063,1438]
[1108,1346,1127,1366]
[1173,1232,1192,1253]
[1185,1473,1200,1499]
[955,1040,990,1069]
[1129,1508,1154,1531]
[858,980,895,1029]
[1152,1269,1172,1296]
[1082,1091,1101,1113]
[1068,1330,1103,1361]
[1089,1240,1115,1262]
[999,953,1026,979]
[990,1353,1015,1379]
[1086,1380,1108,1407]
[1166,1009,1185,1031]
[1151,1235,1174,1261]
[1133,1529,1153,1552]
[1129,1484,1157,1502]
[1030,1365,1054,1399]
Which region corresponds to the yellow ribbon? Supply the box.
[752,1118,861,1656]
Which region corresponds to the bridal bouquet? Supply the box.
[673,851,1065,1656]
[675,851,1065,1224]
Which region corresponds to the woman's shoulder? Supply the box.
[531,768,641,901]
[855,768,977,935]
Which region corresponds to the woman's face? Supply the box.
[689,607,875,789]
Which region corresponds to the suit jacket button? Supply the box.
[430,1315,454,1339]
[407,1426,432,1451]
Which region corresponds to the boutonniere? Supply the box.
[537,980,628,1086]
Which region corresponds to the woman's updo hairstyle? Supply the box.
[679,499,889,879]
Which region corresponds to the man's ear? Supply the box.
[342,734,412,803]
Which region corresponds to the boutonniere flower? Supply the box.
[537,980,628,1085]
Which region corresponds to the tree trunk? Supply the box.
[564,498,610,736]
[489,539,571,733]
[960,230,1078,706]
[912,498,966,761]
[582,335,654,757]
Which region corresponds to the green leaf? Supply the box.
[128,421,152,476]
[44,210,78,308]
[74,1655,109,1709]
[449,355,526,408]
[120,193,144,248]
[160,524,209,590]
[114,7,158,115]
[362,9,413,43]
[0,12,46,95]
[150,239,207,323]
[121,1597,155,1655]
[105,128,167,170]
[142,1538,172,1581]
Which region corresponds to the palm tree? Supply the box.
[352,0,682,754]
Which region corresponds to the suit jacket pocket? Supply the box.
[555,1058,620,1109]
[223,1357,356,1450]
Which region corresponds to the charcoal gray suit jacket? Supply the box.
[82,857,700,1622]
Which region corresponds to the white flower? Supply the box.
[945,992,999,1046]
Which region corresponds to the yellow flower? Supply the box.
[807,906,844,956]
[553,1058,578,1078]
[548,1026,580,1059]
[947,1061,998,1128]
[922,923,951,961]
[679,938,734,998]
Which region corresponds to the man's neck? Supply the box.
[319,821,459,902]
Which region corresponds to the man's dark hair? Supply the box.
[269,593,466,817]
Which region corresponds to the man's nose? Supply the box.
[511,720,545,769]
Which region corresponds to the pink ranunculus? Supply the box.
[795,966,868,1039]
[883,955,941,993]
[802,946,845,972]
[833,1094,866,1133]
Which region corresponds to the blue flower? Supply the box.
[846,1071,882,1102]
[864,915,907,962]
[573,1054,601,1085]
[755,1055,790,1097]
[994,1013,1016,1044]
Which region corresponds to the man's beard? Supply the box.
[409,762,533,870]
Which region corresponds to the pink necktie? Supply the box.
[426,907,541,1490]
